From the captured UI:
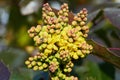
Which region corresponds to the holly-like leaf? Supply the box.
[88,40,120,69]
[104,8,120,30]
[0,61,10,80]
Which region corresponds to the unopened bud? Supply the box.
[33,66,39,71]
[72,21,77,26]
[25,61,30,65]
[80,21,85,26]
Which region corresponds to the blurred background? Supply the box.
[0,0,120,80]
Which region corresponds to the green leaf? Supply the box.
[0,47,28,68]
[78,61,102,80]
[87,40,120,69]
[73,61,114,80]
[104,8,120,30]
[99,62,115,80]
[10,68,33,80]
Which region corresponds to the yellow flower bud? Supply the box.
[50,29,55,33]
[55,54,60,58]
[35,25,41,32]
[72,45,78,51]
[53,45,58,50]
[43,32,49,37]
[77,37,85,42]
[37,62,42,66]
[64,18,68,22]
[86,50,90,54]
[29,33,34,38]
[44,49,52,54]
[31,61,36,66]
[25,60,30,65]
[80,54,85,58]
[80,21,85,26]
[73,53,79,59]
[63,8,66,12]
[55,30,61,34]
[47,38,52,43]
[41,44,47,48]
[59,10,63,14]
[89,45,93,50]
[33,66,39,71]
[77,50,83,56]
[49,12,54,16]
[43,38,48,42]
[55,24,61,29]
[43,69,48,72]
[64,69,68,72]
[69,52,74,57]
[34,56,37,60]
[68,38,73,42]
[61,31,66,36]
[80,14,85,18]
[39,66,43,70]
[76,26,81,31]
[83,17,87,21]
[27,64,32,68]
[47,44,53,50]
[72,21,77,26]
[64,13,68,16]
[43,63,48,68]
[39,46,43,50]
[68,68,72,72]
[33,36,39,41]
[29,57,33,61]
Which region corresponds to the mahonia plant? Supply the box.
[25,3,93,80]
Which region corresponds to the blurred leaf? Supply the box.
[16,26,32,47]
[7,1,27,31]
[107,31,120,48]
[10,69,49,80]
[94,28,111,47]
[88,9,103,23]
[7,3,35,48]
[73,61,114,80]
[88,40,120,69]
[10,68,33,80]
[104,8,120,30]
[99,62,115,80]
[33,71,49,80]
[89,20,120,47]
[79,61,101,80]
[0,48,28,68]
[19,0,43,15]
[0,61,10,80]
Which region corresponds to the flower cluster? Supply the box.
[25,3,93,80]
